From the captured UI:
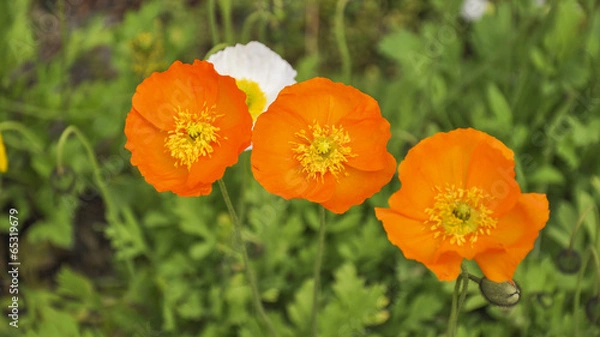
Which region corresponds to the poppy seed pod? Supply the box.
[555,248,582,275]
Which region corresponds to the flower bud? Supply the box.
[554,249,582,274]
[50,166,76,194]
[586,296,600,325]
[533,292,554,308]
[479,277,521,307]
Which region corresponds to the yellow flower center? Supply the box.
[164,105,223,170]
[425,185,497,246]
[236,79,267,121]
[291,121,356,182]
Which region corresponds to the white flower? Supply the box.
[207,41,297,122]
[460,0,489,22]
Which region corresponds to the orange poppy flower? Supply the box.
[251,77,397,214]
[375,128,549,282]
[124,60,252,196]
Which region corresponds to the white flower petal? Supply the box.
[460,0,488,22]
[207,41,297,110]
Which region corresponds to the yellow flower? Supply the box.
[0,133,7,173]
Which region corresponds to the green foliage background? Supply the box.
[1,0,600,336]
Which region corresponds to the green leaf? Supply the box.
[36,307,81,337]
[528,165,565,185]
[286,278,314,332]
[177,290,204,319]
[104,207,147,260]
[320,263,388,336]
[378,30,424,66]
[329,209,361,233]
[543,0,585,62]
[56,267,96,305]
[486,83,513,128]
[224,273,251,324]
[404,293,444,328]
[27,194,76,249]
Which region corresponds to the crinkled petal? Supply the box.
[375,208,440,263]
[208,41,297,110]
[427,251,464,281]
[466,138,520,217]
[321,153,395,213]
[125,109,191,193]
[344,117,394,171]
[376,208,465,281]
[475,193,549,282]
[132,60,220,130]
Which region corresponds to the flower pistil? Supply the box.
[165,105,223,170]
[291,122,356,182]
[425,185,497,246]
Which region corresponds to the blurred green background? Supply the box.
[1,0,600,336]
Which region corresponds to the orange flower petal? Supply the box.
[277,78,365,125]
[124,109,193,193]
[474,193,549,282]
[394,129,479,217]
[387,188,430,221]
[426,251,464,281]
[132,60,220,130]
[344,117,394,171]
[488,193,549,246]
[322,153,396,213]
[466,138,520,217]
[375,208,440,262]
[475,248,527,282]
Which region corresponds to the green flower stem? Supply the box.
[217,179,278,337]
[447,262,469,337]
[58,0,73,113]
[569,205,595,250]
[0,121,44,153]
[55,126,119,225]
[208,0,219,45]
[218,0,234,44]
[575,247,590,337]
[242,9,270,42]
[311,205,327,337]
[203,43,230,60]
[334,0,351,83]
[467,273,481,284]
[574,246,600,337]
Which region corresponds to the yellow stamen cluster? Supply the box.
[236,78,267,121]
[424,185,497,246]
[165,105,222,170]
[291,121,356,182]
